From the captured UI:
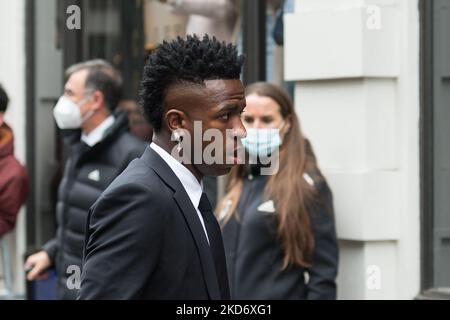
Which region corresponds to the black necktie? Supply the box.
[198,192,230,300]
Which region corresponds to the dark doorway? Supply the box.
[420,0,450,294]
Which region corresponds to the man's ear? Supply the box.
[0,113,4,127]
[90,90,105,111]
[165,108,188,132]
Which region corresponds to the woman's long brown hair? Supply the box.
[217,82,321,269]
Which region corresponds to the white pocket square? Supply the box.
[257,200,276,213]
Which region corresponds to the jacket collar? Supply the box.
[140,145,222,300]
[81,115,115,147]
[63,111,130,166]
[62,110,129,149]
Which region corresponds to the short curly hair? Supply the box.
[139,34,245,132]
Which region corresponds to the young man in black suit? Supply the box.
[79,35,247,299]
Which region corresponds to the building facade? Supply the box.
[286,0,421,299]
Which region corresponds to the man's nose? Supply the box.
[233,117,247,138]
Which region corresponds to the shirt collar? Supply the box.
[150,142,203,208]
[81,115,115,147]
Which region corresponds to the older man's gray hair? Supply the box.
[65,59,122,111]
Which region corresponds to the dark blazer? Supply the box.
[79,146,229,300]
[222,165,339,300]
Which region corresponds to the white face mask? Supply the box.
[53,95,93,129]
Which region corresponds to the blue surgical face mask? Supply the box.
[241,123,285,158]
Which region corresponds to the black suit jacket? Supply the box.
[79,146,229,299]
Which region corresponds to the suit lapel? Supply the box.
[140,146,222,299]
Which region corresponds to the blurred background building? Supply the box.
[0,0,448,299]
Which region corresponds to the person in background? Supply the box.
[24,60,145,299]
[218,82,339,299]
[159,0,239,43]
[118,99,153,142]
[0,84,29,239]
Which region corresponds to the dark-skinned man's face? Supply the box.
[164,79,247,177]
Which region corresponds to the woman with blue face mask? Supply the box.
[217,82,339,300]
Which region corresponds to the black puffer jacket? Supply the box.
[42,112,146,299]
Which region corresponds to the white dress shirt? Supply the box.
[150,142,210,244]
[81,115,115,147]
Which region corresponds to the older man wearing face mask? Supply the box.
[24,60,145,300]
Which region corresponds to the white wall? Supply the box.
[285,0,421,299]
[0,0,27,296]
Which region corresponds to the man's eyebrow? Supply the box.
[218,104,240,112]
[209,89,245,102]
[220,103,239,110]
